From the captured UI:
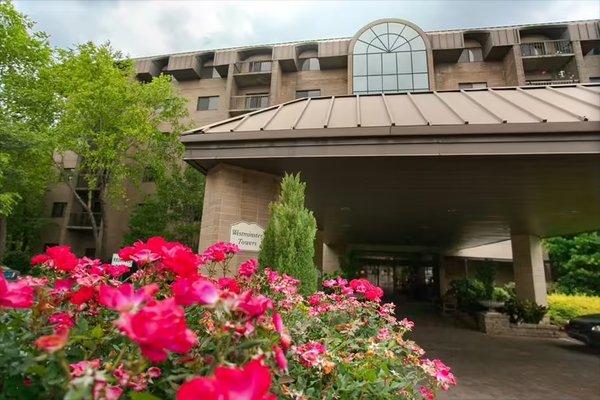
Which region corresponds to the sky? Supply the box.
[14,0,600,58]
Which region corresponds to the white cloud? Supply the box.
[15,0,600,58]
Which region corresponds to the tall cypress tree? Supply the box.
[259,173,318,295]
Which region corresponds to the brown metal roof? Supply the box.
[184,84,600,136]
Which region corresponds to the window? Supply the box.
[200,67,220,79]
[197,96,219,111]
[245,93,269,109]
[352,21,430,94]
[51,202,67,218]
[300,58,320,71]
[295,89,321,99]
[249,61,272,73]
[458,47,483,63]
[458,82,487,89]
[84,248,96,258]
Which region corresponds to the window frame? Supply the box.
[352,22,430,94]
[197,96,220,111]
[51,202,67,218]
[200,66,220,79]
[295,89,321,99]
[458,47,483,63]
[299,58,320,71]
[458,82,487,89]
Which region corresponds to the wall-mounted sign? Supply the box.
[111,254,133,268]
[230,221,265,252]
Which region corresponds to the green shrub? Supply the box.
[447,278,486,311]
[474,263,495,299]
[1,249,30,273]
[544,232,600,296]
[504,298,547,324]
[259,173,318,295]
[547,293,600,326]
[492,286,511,302]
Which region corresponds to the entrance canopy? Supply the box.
[182,84,600,250]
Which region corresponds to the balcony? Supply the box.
[229,94,270,116]
[520,40,574,72]
[525,78,579,86]
[521,40,573,57]
[67,212,102,230]
[233,60,272,87]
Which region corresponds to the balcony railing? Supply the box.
[233,61,273,74]
[521,40,573,57]
[230,94,270,111]
[67,212,102,229]
[525,78,579,86]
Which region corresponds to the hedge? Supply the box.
[547,293,600,326]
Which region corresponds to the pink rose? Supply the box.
[116,298,197,363]
[177,359,274,400]
[171,277,219,306]
[0,275,34,309]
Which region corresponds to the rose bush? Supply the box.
[0,238,456,399]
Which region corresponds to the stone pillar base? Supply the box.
[198,164,280,274]
[478,311,510,334]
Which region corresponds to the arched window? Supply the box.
[300,57,320,71]
[352,21,429,94]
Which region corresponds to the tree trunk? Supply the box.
[0,217,7,261]
[97,198,108,261]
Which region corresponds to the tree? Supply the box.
[259,173,318,295]
[0,1,56,258]
[123,166,205,249]
[49,42,189,259]
[544,232,600,296]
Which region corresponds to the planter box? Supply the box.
[477,311,566,338]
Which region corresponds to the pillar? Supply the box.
[572,41,589,83]
[510,234,547,306]
[198,164,280,273]
[322,243,343,274]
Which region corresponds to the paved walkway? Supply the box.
[399,303,600,400]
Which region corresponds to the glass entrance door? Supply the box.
[360,253,439,303]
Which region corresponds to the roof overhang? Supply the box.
[181,85,600,250]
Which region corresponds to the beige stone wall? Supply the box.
[433,61,507,90]
[279,69,348,102]
[176,77,229,127]
[198,164,280,273]
[583,54,600,80]
[503,45,525,85]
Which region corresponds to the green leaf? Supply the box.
[130,392,162,400]
[90,324,104,338]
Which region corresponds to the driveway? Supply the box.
[400,303,600,400]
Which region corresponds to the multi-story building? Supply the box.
[41,18,600,305]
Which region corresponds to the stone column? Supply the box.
[571,41,589,83]
[322,243,343,274]
[198,164,280,273]
[222,63,236,112]
[510,234,547,306]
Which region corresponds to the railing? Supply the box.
[525,78,579,85]
[521,40,573,57]
[230,94,270,111]
[233,60,273,74]
[67,212,102,228]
